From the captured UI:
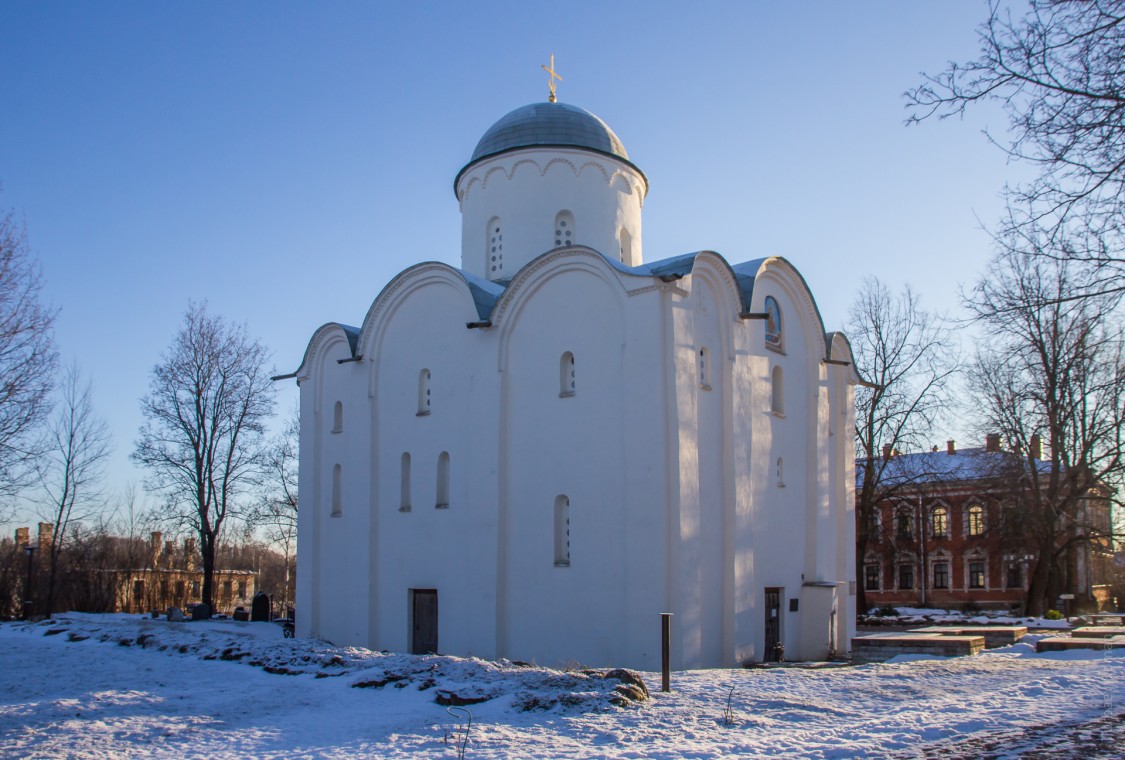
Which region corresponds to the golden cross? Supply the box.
[541,54,563,103]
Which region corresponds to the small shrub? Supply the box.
[1045,609,1064,620]
[875,605,899,618]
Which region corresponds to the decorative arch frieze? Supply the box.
[576,160,610,184]
[542,157,579,177]
[456,150,646,206]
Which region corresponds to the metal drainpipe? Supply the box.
[919,494,926,607]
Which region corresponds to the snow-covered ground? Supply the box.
[1,613,1122,758]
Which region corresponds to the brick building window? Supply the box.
[867,509,881,541]
[898,563,914,590]
[933,562,949,589]
[967,504,985,536]
[968,561,986,589]
[895,509,913,540]
[864,563,880,591]
[1006,562,1023,589]
[931,506,949,537]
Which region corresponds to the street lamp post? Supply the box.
[22,545,37,620]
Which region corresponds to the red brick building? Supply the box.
[858,436,1114,613]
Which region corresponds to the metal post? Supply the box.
[22,545,37,620]
[660,612,673,692]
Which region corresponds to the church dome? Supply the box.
[468,102,630,164]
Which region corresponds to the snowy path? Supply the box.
[0,614,1121,758]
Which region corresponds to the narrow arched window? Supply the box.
[331,464,342,517]
[418,369,431,416]
[932,506,949,537]
[436,452,450,509]
[771,365,784,414]
[400,452,411,512]
[554,210,574,248]
[560,351,575,397]
[619,227,632,264]
[698,347,711,390]
[554,495,570,566]
[776,457,785,487]
[332,401,343,433]
[968,504,985,536]
[487,217,503,276]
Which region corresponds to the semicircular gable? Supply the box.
[827,331,867,385]
[359,262,488,359]
[491,246,628,368]
[687,251,747,322]
[295,322,360,383]
[750,257,831,364]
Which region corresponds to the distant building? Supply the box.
[858,436,1114,613]
[9,527,257,616]
[110,532,257,615]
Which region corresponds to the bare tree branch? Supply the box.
[0,206,57,511]
[907,0,1125,300]
[132,303,276,612]
[849,277,959,613]
[35,363,112,616]
[966,237,1123,614]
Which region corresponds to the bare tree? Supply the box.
[967,236,1124,614]
[0,207,58,512]
[36,364,112,616]
[907,0,1125,299]
[849,277,958,613]
[132,303,276,612]
[247,403,298,611]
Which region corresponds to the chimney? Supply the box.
[947,439,956,455]
[151,531,163,568]
[882,443,893,461]
[14,527,29,548]
[986,433,1001,452]
[1030,434,1042,460]
[37,523,53,552]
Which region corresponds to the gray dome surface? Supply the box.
[469,102,630,163]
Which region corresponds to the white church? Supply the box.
[292,83,860,670]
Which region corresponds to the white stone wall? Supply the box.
[457,148,646,279]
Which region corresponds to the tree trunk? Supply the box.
[200,532,215,612]
[1025,539,1054,616]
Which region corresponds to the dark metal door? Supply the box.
[411,589,438,655]
[765,587,782,662]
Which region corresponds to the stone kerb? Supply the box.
[1071,625,1125,639]
[909,626,1028,648]
[852,634,985,662]
[1036,635,1125,652]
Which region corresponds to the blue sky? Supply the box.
[0,1,1023,525]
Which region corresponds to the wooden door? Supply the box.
[411,589,438,655]
[765,587,782,662]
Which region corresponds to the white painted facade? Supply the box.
[294,101,859,669]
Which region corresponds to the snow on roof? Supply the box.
[857,446,1052,489]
